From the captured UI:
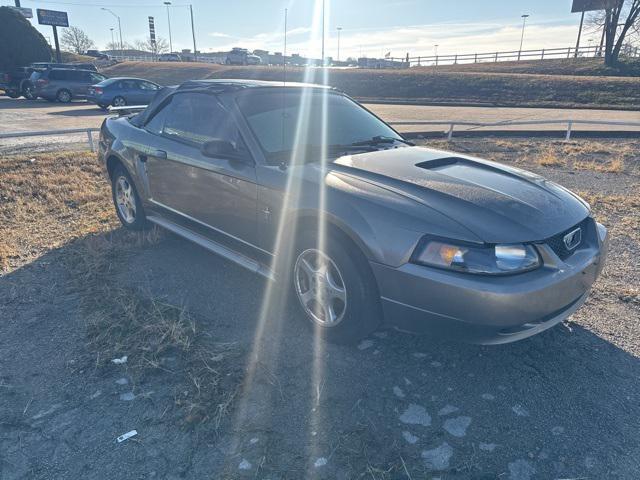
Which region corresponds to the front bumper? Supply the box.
[372,218,608,344]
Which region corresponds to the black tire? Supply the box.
[98,104,109,111]
[22,84,36,100]
[112,96,126,107]
[110,164,147,230]
[290,228,382,344]
[56,89,72,103]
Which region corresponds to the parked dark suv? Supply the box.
[33,68,107,103]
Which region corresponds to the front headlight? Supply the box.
[411,238,540,275]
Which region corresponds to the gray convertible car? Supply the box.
[98,79,608,344]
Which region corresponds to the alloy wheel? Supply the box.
[113,97,126,107]
[114,175,137,224]
[294,249,348,327]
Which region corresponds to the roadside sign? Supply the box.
[36,8,69,27]
[9,6,33,18]
[148,16,156,45]
[571,0,618,13]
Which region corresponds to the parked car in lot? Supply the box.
[225,48,261,65]
[85,49,110,60]
[158,53,182,62]
[98,79,608,344]
[87,77,160,109]
[0,67,36,99]
[30,62,98,72]
[33,68,107,103]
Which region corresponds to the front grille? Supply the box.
[545,218,589,260]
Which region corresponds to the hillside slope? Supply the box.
[103,61,640,110]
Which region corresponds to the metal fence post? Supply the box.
[86,129,95,152]
[494,51,498,62]
[447,124,455,141]
[566,121,573,141]
[541,49,545,60]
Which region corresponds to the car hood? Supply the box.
[332,146,589,244]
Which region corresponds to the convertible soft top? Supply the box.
[130,79,334,127]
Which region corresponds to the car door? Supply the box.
[140,92,258,245]
[138,80,160,105]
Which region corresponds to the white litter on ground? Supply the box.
[479,442,498,452]
[412,352,427,358]
[399,404,431,426]
[249,437,259,444]
[238,459,252,470]
[481,393,495,401]
[373,331,388,339]
[115,378,129,385]
[430,361,443,367]
[508,459,536,480]
[437,404,459,416]
[402,431,419,444]
[119,392,135,401]
[89,390,102,399]
[404,377,412,385]
[314,457,327,468]
[116,430,137,443]
[393,386,405,398]
[421,442,453,470]
[551,426,565,435]
[443,416,471,437]
[512,405,530,417]
[357,339,374,350]
[111,355,128,365]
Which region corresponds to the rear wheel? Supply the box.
[112,96,126,107]
[22,84,36,100]
[292,229,381,344]
[56,89,71,103]
[111,164,147,230]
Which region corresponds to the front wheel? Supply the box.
[292,230,382,344]
[56,89,71,103]
[22,85,36,100]
[111,165,147,230]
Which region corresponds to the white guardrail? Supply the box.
[0,119,639,152]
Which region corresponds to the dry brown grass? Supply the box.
[0,150,116,271]
[0,149,243,427]
[537,147,565,167]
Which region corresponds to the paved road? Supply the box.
[0,96,638,150]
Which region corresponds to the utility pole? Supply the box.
[518,14,529,61]
[110,27,115,49]
[189,4,197,61]
[102,8,123,57]
[14,0,21,7]
[321,0,325,65]
[574,10,585,58]
[336,26,342,62]
[164,1,173,54]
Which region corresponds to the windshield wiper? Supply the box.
[351,135,415,147]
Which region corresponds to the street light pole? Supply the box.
[189,4,197,61]
[164,1,173,54]
[101,8,123,58]
[518,14,529,61]
[110,28,115,49]
[336,26,342,62]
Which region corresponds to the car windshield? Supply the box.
[236,90,405,164]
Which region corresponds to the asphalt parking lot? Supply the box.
[1,107,639,478]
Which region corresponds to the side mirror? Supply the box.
[201,139,249,163]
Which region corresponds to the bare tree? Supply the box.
[105,41,133,51]
[60,26,95,54]
[133,37,169,56]
[588,0,640,65]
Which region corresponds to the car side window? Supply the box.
[161,93,248,153]
[139,81,158,90]
[144,100,171,135]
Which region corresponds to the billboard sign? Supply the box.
[37,9,69,27]
[9,6,33,18]
[571,0,618,13]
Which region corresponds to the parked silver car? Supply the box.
[34,68,107,103]
[98,80,608,344]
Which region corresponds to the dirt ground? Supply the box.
[1,138,639,480]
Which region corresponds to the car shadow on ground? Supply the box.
[1,231,638,479]
[48,106,106,117]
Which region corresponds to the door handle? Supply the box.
[152,149,167,159]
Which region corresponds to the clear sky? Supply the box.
[5,0,604,59]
